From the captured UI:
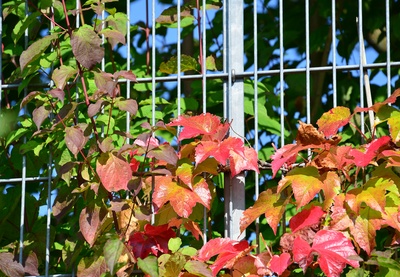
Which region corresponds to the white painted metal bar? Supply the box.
[305,0,311,124]
[177,0,182,116]
[0,0,2,113]
[386,0,391,97]
[126,0,132,143]
[332,0,337,107]
[279,0,285,149]
[202,0,208,244]
[357,3,365,135]
[224,0,245,240]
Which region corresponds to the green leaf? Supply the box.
[137,256,159,277]
[156,6,194,28]
[19,34,57,71]
[104,238,125,275]
[168,237,182,253]
[160,55,199,74]
[12,11,41,44]
[6,128,30,147]
[70,24,104,69]
[184,260,213,277]
[387,110,400,143]
[377,257,400,271]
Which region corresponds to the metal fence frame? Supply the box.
[1,0,399,276]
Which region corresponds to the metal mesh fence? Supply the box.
[1,0,399,275]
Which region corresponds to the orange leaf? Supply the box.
[316,106,351,137]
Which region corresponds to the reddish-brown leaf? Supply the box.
[32,105,50,130]
[79,204,108,246]
[240,189,286,235]
[296,121,339,146]
[48,88,65,102]
[349,136,391,167]
[0,252,24,277]
[114,98,138,116]
[96,152,133,192]
[65,126,86,156]
[77,256,107,277]
[147,143,178,166]
[168,113,224,141]
[278,166,323,207]
[71,25,104,69]
[330,194,354,232]
[316,106,351,137]
[152,176,211,218]
[52,65,77,90]
[289,205,325,233]
[128,224,176,259]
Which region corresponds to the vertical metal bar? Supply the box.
[386,0,391,97]
[126,0,131,143]
[202,0,207,244]
[151,0,156,225]
[222,2,227,120]
[177,0,181,116]
[357,2,365,135]
[19,0,29,264]
[331,0,337,107]
[305,0,311,124]
[279,0,284,149]
[224,0,245,240]
[0,0,2,112]
[253,0,260,251]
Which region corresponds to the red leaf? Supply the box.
[270,144,299,178]
[269,253,291,276]
[240,189,286,235]
[354,88,400,113]
[152,176,211,218]
[195,137,243,165]
[316,106,351,137]
[293,230,359,277]
[197,238,253,276]
[128,224,176,260]
[289,205,325,233]
[96,152,133,192]
[168,113,225,141]
[349,136,391,167]
[229,146,260,176]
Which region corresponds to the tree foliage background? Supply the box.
[1,0,400,276]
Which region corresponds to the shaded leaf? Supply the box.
[71,24,104,69]
[48,88,65,102]
[104,238,125,275]
[20,91,42,109]
[137,256,159,277]
[316,106,351,137]
[148,143,179,166]
[0,252,24,277]
[156,6,194,27]
[100,28,126,48]
[96,152,133,192]
[79,204,108,246]
[128,224,176,259]
[32,105,51,130]
[88,99,107,118]
[184,260,213,277]
[77,255,107,277]
[20,34,57,71]
[24,252,39,276]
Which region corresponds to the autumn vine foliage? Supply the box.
[2,0,400,276]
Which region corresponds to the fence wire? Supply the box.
[1,0,399,276]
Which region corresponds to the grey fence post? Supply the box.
[224,0,245,240]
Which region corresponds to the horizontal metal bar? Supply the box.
[2,61,400,91]
[26,275,73,277]
[0,176,51,183]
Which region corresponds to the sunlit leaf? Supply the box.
[289,205,325,233]
[79,203,108,247]
[20,34,57,71]
[104,238,126,275]
[269,253,291,276]
[32,105,51,130]
[349,136,391,167]
[137,256,158,277]
[316,106,351,137]
[96,152,133,192]
[52,65,77,89]
[160,55,199,74]
[65,126,86,156]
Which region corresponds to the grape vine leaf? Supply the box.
[354,88,400,113]
[289,205,325,233]
[168,113,226,141]
[278,166,324,207]
[240,189,286,235]
[197,238,254,276]
[96,152,133,192]
[229,146,260,176]
[152,176,211,218]
[320,171,341,210]
[128,224,176,260]
[349,136,391,167]
[70,24,104,69]
[269,253,291,276]
[293,230,360,277]
[316,106,351,137]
